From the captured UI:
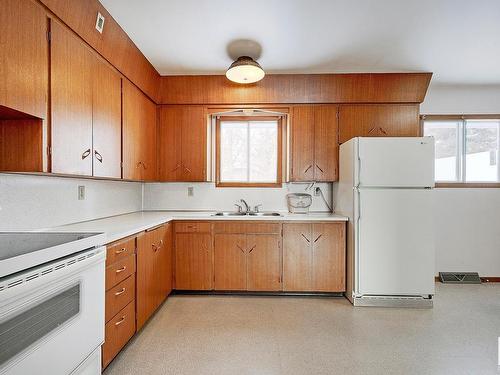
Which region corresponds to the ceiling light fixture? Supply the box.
[226,56,265,84]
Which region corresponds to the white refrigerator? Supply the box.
[334,137,435,307]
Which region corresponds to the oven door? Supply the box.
[0,247,105,375]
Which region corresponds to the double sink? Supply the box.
[212,212,282,217]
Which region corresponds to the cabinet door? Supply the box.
[214,234,247,290]
[92,58,121,178]
[312,223,346,292]
[282,224,312,291]
[50,21,93,175]
[158,106,206,182]
[0,0,48,119]
[180,106,207,181]
[290,106,315,181]
[314,105,338,181]
[123,80,157,181]
[247,234,282,291]
[157,223,173,299]
[175,233,213,290]
[136,231,158,330]
[338,104,420,144]
[158,106,183,181]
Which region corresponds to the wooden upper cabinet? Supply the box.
[159,106,207,182]
[338,104,420,144]
[50,21,93,175]
[290,105,339,182]
[290,106,315,181]
[0,0,48,119]
[123,80,157,181]
[92,59,122,178]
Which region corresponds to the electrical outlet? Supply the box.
[314,187,321,197]
[78,185,86,200]
[187,186,194,197]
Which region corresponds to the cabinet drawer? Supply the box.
[105,254,136,291]
[214,222,281,234]
[105,274,135,323]
[102,301,136,369]
[175,222,211,233]
[106,236,136,266]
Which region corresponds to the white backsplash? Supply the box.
[143,182,333,212]
[0,173,142,230]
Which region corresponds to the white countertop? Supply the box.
[52,211,348,244]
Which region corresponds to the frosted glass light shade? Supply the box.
[226,56,265,84]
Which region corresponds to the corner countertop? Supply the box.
[50,211,348,244]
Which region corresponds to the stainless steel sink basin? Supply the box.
[212,212,282,217]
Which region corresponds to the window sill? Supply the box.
[435,182,500,188]
[216,182,283,188]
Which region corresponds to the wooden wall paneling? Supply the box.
[290,106,315,181]
[39,0,160,102]
[214,234,247,290]
[338,104,420,144]
[311,223,346,292]
[50,21,93,175]
[92,57,122,178]
[0,0,48,119]
[314,105,339,181]
[158,73,432,105]
[246,234,282,291]
[0,119,43,171]
[282,223,312,291]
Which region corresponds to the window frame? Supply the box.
[215,115,283,188]
[421,114,500,188]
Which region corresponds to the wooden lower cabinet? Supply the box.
[214,234,247,290]
[136,224,172,331]
[246,234,281,291]
[283,223,346,292]
[174,229,213,290]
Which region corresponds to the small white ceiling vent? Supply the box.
[95,12,105,34]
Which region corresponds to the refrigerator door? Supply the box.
[357,188,435,296]
[357,137,435,188]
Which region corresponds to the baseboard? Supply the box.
[435,276,500,283]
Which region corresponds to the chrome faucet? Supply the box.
[240,199,250,213]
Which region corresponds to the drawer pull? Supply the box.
[115,316,126,326]
[115,247,126,254]
[114,288,126,296]
[187,225,196,229]
[115,266,126,273]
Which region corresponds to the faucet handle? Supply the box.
[234,203,243,213]
[254,204,262,213]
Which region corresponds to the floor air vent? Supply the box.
[439,272,481,284]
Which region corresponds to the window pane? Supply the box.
[465,120,499,182]
[220,122,248,182]
[423,121,460,182]
[219,120,279,184]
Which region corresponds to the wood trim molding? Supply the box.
[159,73,432,105]
[436,182,500,188]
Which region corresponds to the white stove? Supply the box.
[0,232,106,375]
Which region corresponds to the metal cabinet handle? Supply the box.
[315,164,324,173]
[81,148,91,160]
[94,150,103,163]
[236,244,245,253]
[314,234,323,243]
[379,126,387,135]
[303,164,312,173]
[301,234,310,243]
[368,126,377,134]
[115,248,126,254]
[115,316,126,326]
[114,288,126,296]
[171,164,181,172]
[248,245,256,253]
[115,266,126,273]
[184,166,192,173]
[137,161,147,169]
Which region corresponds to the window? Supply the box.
[216,116,282,187]
[423,116,500,184]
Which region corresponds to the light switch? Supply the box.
[187,186,194,197]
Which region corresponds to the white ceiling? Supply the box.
[100,0,500,84]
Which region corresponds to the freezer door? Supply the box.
[357,188,435,296]
[357,137,435,188]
